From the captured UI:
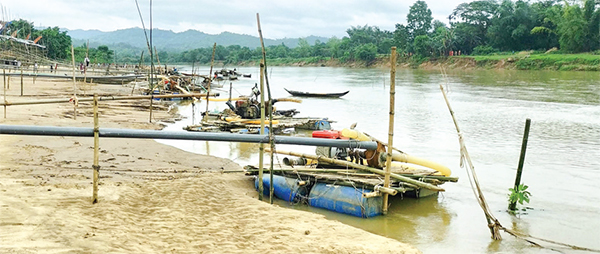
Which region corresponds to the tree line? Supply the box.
[5,0,600,65]
[157,0,600,64]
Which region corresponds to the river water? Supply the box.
[158,66,600,253]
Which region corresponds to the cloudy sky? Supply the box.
[1,0,469,39]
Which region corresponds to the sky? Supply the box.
[0,0,470,39]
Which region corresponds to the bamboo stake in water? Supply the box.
[258,61,265,201]
[383,47,397,215]
[92,93,100,203]
[509,118,531,211]
[70,45,77,120]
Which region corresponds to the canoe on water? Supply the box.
[284,88,349,98]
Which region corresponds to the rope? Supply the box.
[439,69,600,252]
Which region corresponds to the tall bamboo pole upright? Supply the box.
[149,96,153,123]
[20,66,23,96]
[383,47,397,215]
[203,43,217,122]
[256,13,275,204]
[84,40,89,84]
[92,93,100,203]
[3,69,6,118]
[258,60,266,201]
[70,45,77,120]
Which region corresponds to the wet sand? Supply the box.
[0,70,420,253]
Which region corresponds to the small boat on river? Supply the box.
[284,88,349,98]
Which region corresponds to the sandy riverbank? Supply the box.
[0,70,420,253]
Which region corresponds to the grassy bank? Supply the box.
[415,53,600,71]
[183,52,600,71]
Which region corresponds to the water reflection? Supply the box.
[160,66,600,253]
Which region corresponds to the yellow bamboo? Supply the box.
[203,43,217,122]
[3,69,6,118]
[149,97,153,123]
[258,61,265,201]
[20,67,23,96]
[383,46,397,215]
[71,45,77,120]
[266,148,445,192]
[92,93,99,203]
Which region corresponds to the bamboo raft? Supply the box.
[244,163,458,199]
[184,116,334,134]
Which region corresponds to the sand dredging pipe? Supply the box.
[0,125,379,150]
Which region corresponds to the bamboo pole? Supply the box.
[383,46,397,215]
[84,40,89,84]
[20,66,23,96]
[149,96,153,123]
[256,13,276,204]
[440,84,501,240]
[364,132,404,154]
[3,69,6,118]
[70,45,77,120]
[92,93,99,203]
[258,61,265,201]
[509,118,531,211]
[244,167,458,182]
[203,43,217,122]
[266,148,445,192]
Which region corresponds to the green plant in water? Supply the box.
[508,184,531,208]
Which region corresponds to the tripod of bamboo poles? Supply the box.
[256,13,275,204]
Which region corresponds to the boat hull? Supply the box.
[284,88,349,98]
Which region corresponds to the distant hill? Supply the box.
[67,28,330,52]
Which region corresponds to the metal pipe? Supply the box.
[0,125,379,150]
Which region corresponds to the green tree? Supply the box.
[558,4,588,52]
[450,0,499,52]
[407,1,433,39]
[413,35,432,57]
[6,19,34,38]
[353,43,377,62]
[393,24,411,53]
[37,27,72,59]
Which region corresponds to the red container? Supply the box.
[312,130,341,139]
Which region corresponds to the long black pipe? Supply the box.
[0,125,378,150]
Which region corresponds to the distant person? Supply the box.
[34,62,38,72]
[84,56,90,67]
[55,63,58,72]
[50,64,53,73]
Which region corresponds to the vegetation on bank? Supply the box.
[4,0,600,72]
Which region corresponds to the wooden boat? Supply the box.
[284,88,349,98]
